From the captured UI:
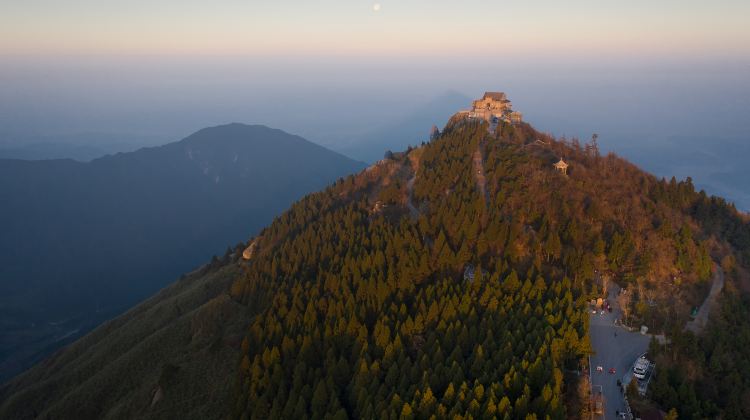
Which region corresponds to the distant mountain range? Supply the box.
[0,123,365,382]
[613,135,750,212]
[0,143,111,161]
[0,131,164,162]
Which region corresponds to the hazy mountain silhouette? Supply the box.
[0,131,165,162]
[0,123,365,382]
[337,91,472,162]
[0,143,110,162]
[613,134,750,211]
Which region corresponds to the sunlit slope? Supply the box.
[3,117,747,419]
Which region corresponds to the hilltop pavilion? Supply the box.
[553,158,569,175]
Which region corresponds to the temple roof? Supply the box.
[554,158,568,168]
[482,92,507,101]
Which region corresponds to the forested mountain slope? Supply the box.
[227,119,748,419]
[0,123,365,383]
[2,117,748,419]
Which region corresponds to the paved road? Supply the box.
[590,285,651,419]
[686,265,724,334]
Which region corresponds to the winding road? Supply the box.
[686,265,724,334]
[590,265,724,418]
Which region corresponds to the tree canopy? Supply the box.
[229,118,750,419]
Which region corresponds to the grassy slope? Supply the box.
[0,263,252,419]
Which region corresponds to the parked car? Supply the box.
[608,367,616,374]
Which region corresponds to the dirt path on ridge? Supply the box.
[472,145,489,204]
[405,151,423,218]
[406,177,419,218]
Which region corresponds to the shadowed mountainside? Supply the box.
[0,123,365,383]
[0,262,248,419]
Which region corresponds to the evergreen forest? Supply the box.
[229,118,749,419]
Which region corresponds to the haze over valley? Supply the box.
[2,55,748,209]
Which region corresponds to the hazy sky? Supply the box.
[1,1,749,208]
[1,0,748,148]
[2,1,749,56]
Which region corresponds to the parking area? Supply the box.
[589,285,651,419]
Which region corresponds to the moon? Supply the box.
[372,3,381,12]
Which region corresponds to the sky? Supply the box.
[2,1,749,56]
[0,1,749,208]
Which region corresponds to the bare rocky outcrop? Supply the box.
[150,386,164,407]
[242,239,259,260]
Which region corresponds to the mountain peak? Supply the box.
[2,108,748,420]
[0,123,365,387]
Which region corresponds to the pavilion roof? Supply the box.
[554,158,569,168]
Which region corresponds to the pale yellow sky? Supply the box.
[1,0,749,56]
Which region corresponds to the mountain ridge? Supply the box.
[0,123,366,384]
[2,115,749,419]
